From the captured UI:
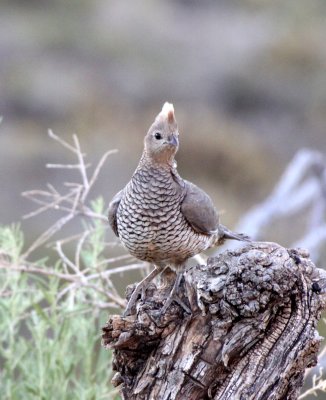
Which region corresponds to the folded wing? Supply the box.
[108,190,123,237]
[181,180,219,235]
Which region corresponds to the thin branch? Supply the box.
[72,134,89,196]
[56,262,147,303]
[21,186,82,259]
[22,189,54,199]
[16,132,131,311]
[75,230,90,271]
[88,149,118,192]
[23,191,107,221]
[80,210,108,221]
[86,283,126,307]
[86,262,147,281]
[0,262,77,282]
[299,368,326,399]
[46,163,91,169]
[22,189,77,219]
[95,254,134,268]
[22,212,76,259]
[46,183,59,195]
[56,241,82,276]
[48,129,81,154]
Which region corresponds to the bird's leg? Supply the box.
[160,271,191,315]
[123,266,161,317]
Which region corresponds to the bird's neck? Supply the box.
[139,150,176,170]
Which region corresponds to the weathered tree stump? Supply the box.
[102,242,326,399]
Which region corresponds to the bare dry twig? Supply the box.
[236,149,326,262]
[1,131,145,312]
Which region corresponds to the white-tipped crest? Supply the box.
[161,102,174,116]
[157,102,175,125]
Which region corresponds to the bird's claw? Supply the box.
[122,267,161,317]
[159,271,192,316]
[123,298,137,317]
[141,286,147,301]
[160,294,191,315]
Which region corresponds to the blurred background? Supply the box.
[1,0,326,245]
[1,1,326,398]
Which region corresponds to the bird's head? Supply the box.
[144,102,179,165]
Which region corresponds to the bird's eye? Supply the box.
[154,132,162,140]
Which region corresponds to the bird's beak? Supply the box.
[167,134,179,147]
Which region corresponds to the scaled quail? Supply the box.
[108,102,249,316]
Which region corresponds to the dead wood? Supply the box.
[102,242,326,400]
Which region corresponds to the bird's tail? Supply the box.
[216,224,251,246]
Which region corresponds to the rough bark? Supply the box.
[102,242,326,400]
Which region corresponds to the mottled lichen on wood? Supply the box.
[102,242,326,400]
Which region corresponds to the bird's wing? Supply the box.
[108,190,123,237]
[180,180,219,235]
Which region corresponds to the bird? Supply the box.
[108,102,250,316]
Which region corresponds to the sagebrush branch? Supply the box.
[0,132,149,314]
[21,131,117,257]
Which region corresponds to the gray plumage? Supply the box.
[108,102,249,315]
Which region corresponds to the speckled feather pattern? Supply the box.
[116,162,216,268]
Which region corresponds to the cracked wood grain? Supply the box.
[102,242,326,400]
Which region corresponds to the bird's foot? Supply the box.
[123,283,142,317]
[123,267,161,317]
[161,294,191,315]
[160,271,191,315]
[141,285,148,301]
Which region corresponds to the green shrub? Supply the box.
[0,133,134,399]
[0,222,120,400]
